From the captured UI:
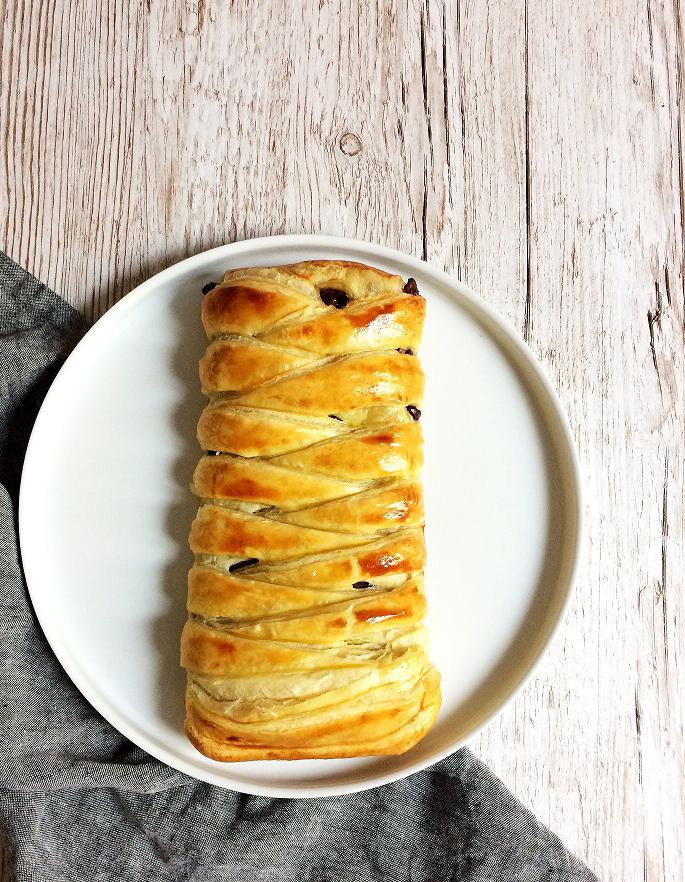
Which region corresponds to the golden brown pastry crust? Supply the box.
[183,260,441,761]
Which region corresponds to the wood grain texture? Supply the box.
[1,1,683,879]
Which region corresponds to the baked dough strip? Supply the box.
[181,261,441,761]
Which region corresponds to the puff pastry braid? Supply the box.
[181,260,441,761]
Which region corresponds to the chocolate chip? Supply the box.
[403,277,419,296]
[229,558,259,572]
[319,288,349,309]
[206,450,221,456]
[353,580,371,589]
[329,414,343,421]
[396,348,414,355]
[406,405,421,421]
[202,282,217,295]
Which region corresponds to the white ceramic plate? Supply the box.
[19,235,581,797]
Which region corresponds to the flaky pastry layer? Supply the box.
[183,260,441,761]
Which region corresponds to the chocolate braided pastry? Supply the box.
[181,260,441,761]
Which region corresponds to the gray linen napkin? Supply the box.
[0,250,598,882]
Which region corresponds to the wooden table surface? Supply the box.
[2,1,684,880]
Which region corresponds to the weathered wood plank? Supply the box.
[1,2,683,880]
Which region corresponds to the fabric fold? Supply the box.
[0,250,597,882]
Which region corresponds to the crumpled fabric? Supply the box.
[0,250,598,882]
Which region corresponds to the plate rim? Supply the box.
[19,234,583,797]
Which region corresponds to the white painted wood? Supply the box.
[1,1,683,879]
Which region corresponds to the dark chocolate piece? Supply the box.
[319,288,349,309]
[403,277,419,296]
[202,282,217,295]
[406,404,421,421]
[352,580,371,589]
[228,558,259,573]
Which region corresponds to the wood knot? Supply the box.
[339,132,362,156]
